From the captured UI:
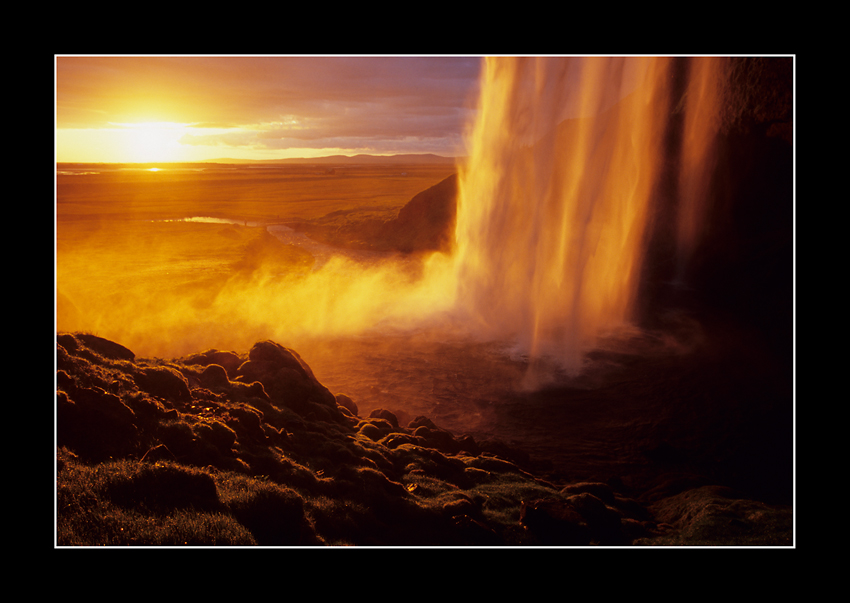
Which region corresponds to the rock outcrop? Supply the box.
[56,332,791,546]
[58,332,563,545]
[287,173,458,254]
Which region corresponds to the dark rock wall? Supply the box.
[636,57,793,361]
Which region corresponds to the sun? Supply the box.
[112,121,191,163]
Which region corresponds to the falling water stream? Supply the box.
[448,57,724,384]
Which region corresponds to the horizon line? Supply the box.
[56,152,463,166]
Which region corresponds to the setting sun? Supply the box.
[55,121,197,163]
[90,121,192,163]
[115,122,188,163]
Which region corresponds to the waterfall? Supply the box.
[451,56,724,381]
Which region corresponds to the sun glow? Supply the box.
[55,121,200,164]
[55,120,309,164]
[110,121,191,163]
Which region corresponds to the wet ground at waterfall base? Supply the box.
[302,314,793,508]
[56,314,793,547]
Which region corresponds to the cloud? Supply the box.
[179,128,465,156]
[56,56,482,158]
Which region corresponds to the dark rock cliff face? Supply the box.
[376,173,458,253]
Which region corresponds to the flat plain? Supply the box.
[56,162,457,349]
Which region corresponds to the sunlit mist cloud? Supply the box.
[56,55,483,162]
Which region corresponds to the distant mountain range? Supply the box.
[201,153,459,165]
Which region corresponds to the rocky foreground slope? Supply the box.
[55,332,792,546]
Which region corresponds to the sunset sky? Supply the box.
[55,55,484,163]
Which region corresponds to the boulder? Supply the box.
[75,333,135,361]
[235,341,337,412]
[57,386,138,460]
[56,333,79,353]
[369,408,399,429]
[199,364,230,388]
[639,485,793,545]
[378,173,458,253]
[413,425,460,455]
[183,349,244,376]
[358,422,383,442]
[335,393,358,416]
[136,366,192,401]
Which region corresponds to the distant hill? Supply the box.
[201,153,459,166]
[56,154,461,170]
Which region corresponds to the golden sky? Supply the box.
[55,55,483,163]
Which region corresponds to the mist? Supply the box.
[57,56,788,390]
